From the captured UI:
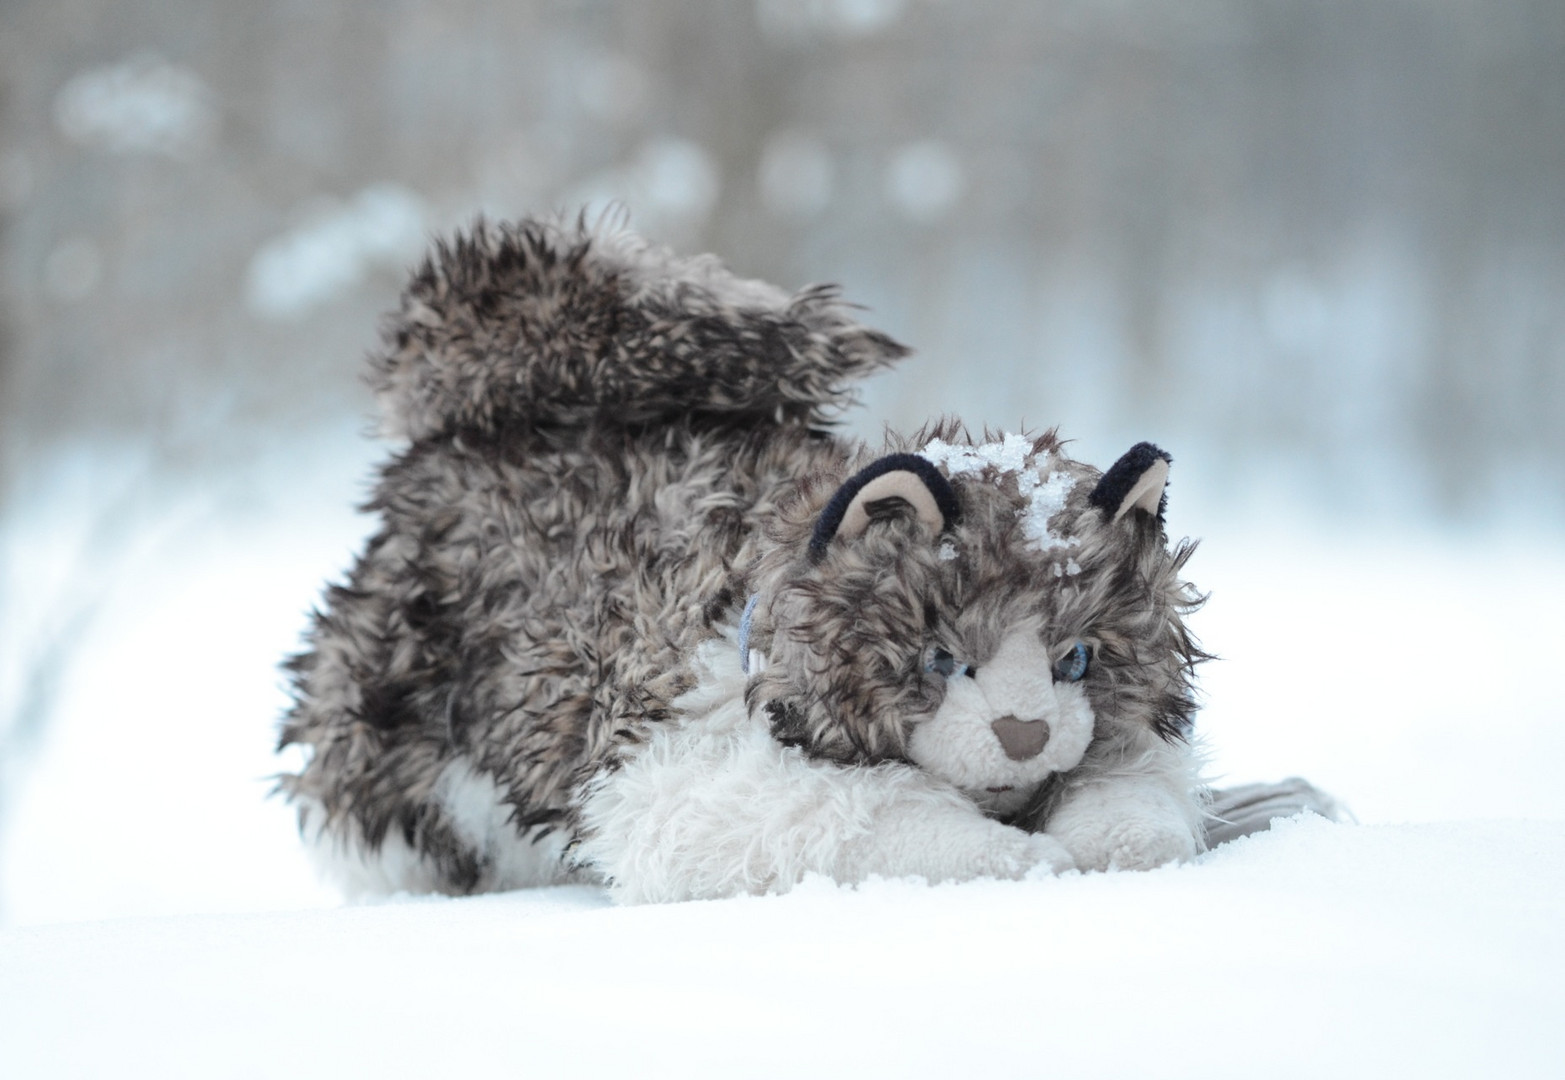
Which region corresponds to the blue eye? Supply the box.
[925,646,972,679]
[1052,641,1091,683]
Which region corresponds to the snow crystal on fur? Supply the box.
[1022,470,1079,553]
[920,432,1079,552]
[919,432,1034,477]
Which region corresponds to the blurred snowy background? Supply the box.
[1,0,1563,927]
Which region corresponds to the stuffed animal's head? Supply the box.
[744,426,1205,817]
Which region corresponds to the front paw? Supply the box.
[1021,833,1077,878]
[839,812,1078,885]
[1052,817,1198,873]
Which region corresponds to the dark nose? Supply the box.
[990,716,1051,761]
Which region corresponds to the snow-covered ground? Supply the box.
[1,436,1562,1076]
[2,818,1561,1078]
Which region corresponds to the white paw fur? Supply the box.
[1052,812,1198,872]
[1045,763,1206,872]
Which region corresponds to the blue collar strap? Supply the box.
[739,593,761,674]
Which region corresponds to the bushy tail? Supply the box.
[1203,777,1347,848]
[369,217,909,442]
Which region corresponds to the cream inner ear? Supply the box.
[1114,457,1169,521]
[837,471,945,540]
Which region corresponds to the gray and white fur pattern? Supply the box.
[277,217,1325,904]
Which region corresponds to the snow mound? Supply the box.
[3,816,1561,1079]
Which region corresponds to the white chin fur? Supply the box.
[906,628,1094,801]
[969,784,1038,819]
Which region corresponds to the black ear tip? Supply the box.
[1089,442,1173,521]
[1123,442,1173,470]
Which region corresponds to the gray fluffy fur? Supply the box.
[277,217,1215,894]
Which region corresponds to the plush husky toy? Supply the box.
[277,218,1332,903]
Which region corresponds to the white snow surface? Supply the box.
[2,817,1561,1078]
[2,437,1564,1076]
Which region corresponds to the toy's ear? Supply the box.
[1088,442,1172,523]
[809,453,961,561]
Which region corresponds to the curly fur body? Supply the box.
[278,218,1219,902]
